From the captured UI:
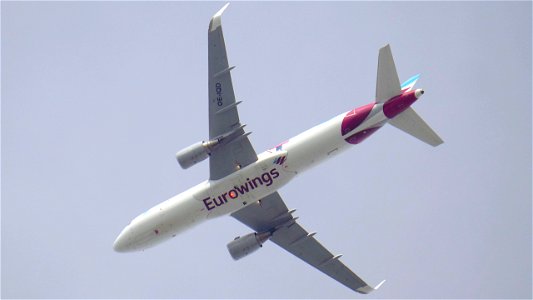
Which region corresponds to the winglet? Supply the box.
[374,279,387,290]
[356,279,386,294]
[209,3,230,32]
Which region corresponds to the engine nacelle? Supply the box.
[177,125,250,169]
[227,232,271,260]
[176,140,219,169]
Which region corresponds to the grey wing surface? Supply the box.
[231,192,385,294]
[208,4,257,180]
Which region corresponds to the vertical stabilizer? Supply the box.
[375,45,401,103]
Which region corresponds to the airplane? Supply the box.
[113,3,443,295]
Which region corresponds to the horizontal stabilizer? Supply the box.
[389,107,444,146]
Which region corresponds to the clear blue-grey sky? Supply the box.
[2,1,531,298]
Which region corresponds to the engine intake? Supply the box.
[176,140,219,169]
[227,232,271,260]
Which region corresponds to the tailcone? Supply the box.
[414,89,424,99]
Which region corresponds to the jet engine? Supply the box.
[175,140,219,169]
[227,232,271,260]
[175,125,249,169]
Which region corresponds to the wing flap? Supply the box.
[231,192,292,233]
[271,223,383,294]
[232,193,383,294]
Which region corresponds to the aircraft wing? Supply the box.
[208,4,257,180]
[231,192,385,294]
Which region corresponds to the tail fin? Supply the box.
[389,107,444,146]
[375,44,401,103]
[376,44,443,146]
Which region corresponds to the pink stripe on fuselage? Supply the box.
[341,103,374,136]
[383,90,418,119]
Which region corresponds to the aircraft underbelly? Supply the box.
[282,114,350,173]
[281,104,387,174]
[200,152,296,219]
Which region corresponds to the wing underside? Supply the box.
[208,4,257,180]
[231,192,384,294]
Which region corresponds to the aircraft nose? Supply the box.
[113,237,126,252]
[113,227,132,253]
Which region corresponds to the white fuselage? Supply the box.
[113,102,388,252]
